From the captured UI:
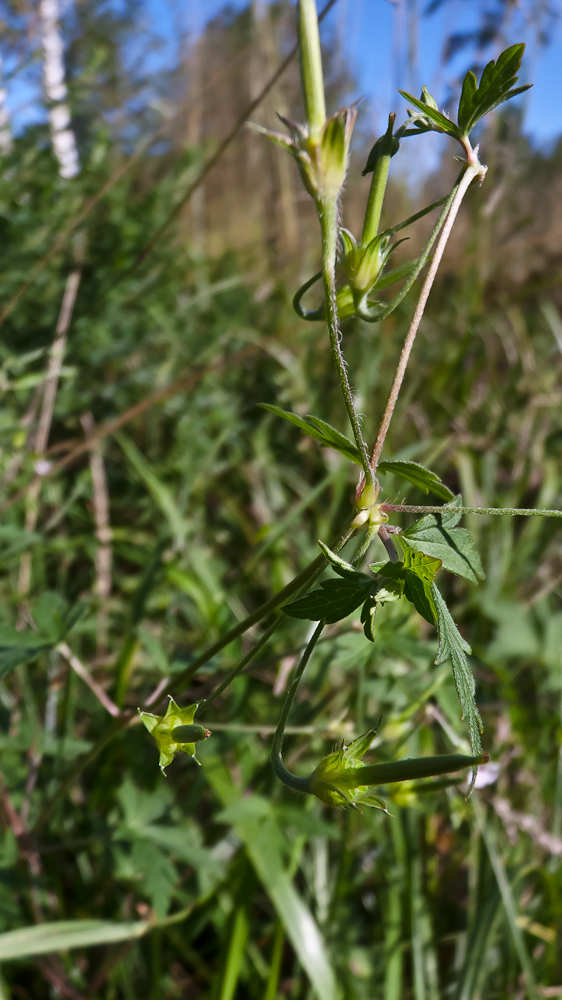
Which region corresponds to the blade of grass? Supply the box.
[202,752,337,1000]
[472,797,540,1000]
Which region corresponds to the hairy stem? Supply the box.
[370,163,483,471]
[271,621,325,793]
[320,198,374,484]
[381,504,562,518]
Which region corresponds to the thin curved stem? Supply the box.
[320,198,374,485]
[292,270,324,320]
[271,620,325,793]
[370,163,483,473]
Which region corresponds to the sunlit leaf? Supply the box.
[432,585,483,761]
[378,459,454,500]
[402,496,484,583]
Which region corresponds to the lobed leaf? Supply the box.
[457,44,531,137]
[432,585,483,762]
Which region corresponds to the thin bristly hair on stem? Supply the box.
[320,199,374,485]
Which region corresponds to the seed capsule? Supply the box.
[172,724,212,743]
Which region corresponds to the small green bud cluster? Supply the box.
[139,697,211,774]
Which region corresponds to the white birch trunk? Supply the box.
[39,0,80,178]
[0,54,12,154]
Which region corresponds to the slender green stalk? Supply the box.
[148,553,325,704]
[370,162,484,472]
[320,198,374,484]
[358,752,487,786]
[361,115,395,247]
[297,0,326,135]
[198,619,280,713]
[270,621,325,793]
[384,815,405,1000]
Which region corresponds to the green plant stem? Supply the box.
[357,752,488,787]
[320,198,374,484]
[381,504,562,518]
[146,554,324,705]
[271,621,325,793]
[370,162,483,472]
[198,619,280,713]
[264,920,285,1000]
[33,525,356,832]
[297,0,326,135]
[361,115,394,247]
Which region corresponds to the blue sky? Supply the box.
[141,0,562,147]
[5,0,562,149]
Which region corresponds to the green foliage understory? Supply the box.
[0,1,562,997]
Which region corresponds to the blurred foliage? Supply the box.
[0,1,562,998]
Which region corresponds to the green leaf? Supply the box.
[0,593,87,680]
[318,540,371,582]
[374,550,442,624]
[31,591,68,641]
[260,405,361,465]
[0,919,149,961]
[402,496,485,583]
[399,90,462,138]
[283,578,370,624]
[361,595,378,641]
[360,581,402,641]
[377,459,454,500]
[0,633,52,679]
[456,44,531,137]
[432,585,483,758]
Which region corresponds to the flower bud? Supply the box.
[249,104,356,208]
[308,730,489,810]
[139,697,211,774]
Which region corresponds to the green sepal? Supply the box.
[139,698,211,773]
